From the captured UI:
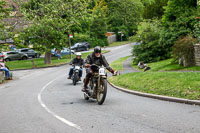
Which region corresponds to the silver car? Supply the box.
[0,51,28,62]
[16,48,41,58]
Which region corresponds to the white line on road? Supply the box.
[38,75,82,130]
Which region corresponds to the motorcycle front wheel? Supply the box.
[97,78,107,105]
[73,73,78,86]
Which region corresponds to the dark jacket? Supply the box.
[85,52,112,71]
[70,58,84,67]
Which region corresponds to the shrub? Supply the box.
[172,35,198,67]
[72,33,90,44]
[89,38,108,48]
[160,12,199,54]
[131,19,168,63]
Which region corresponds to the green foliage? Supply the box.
[159,17,196,53]
[131,20,168,63]
[162,0,198,24]
[19,18,67,51]
[107,0,143,37]
[89,38,108,47]
[140,0,155,6]
[143,0,168,19]
[89,3,108,47]
[160,1,199,55]
[90,5,107,39]
[194,21,200,42]
[16,0,90,64]
[172,35,197,67]
[72,33,90,44]
[0,0,10,40]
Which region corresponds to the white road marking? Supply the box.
[20,73,35,79]
[38,75,82,130]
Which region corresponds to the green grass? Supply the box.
[110,56,130,70]
[131,58,200,72]
[109,72,200,100]
[109,57,200,100]
[6,50,108,70]
[108,41,133,47]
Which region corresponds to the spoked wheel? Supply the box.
[97,78,107,105]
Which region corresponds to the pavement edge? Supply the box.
[108,81,200,106]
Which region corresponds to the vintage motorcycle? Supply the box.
[83,64,108,105]
[71,65,81,86]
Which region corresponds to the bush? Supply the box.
[172,35,198,67]
[160,12,199,54]
[72,33,90,44]
[88,38,108,48]
[131,19,168,63]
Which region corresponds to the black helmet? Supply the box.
[94,46,101,53]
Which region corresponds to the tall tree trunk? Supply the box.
[44,51,51,64]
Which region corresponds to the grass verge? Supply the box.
[110,56,130,70]
[109,72,200,100]
[108,41,133,47]
[109,57,200,100]
[131,58,200,72]
[7,50,108,70]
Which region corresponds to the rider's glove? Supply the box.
[111,69,115,74]
[85,64,91,68]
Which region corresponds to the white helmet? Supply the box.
[76,52,81,56]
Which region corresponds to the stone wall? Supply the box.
[194,44,200,66]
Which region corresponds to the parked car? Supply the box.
[16,48,41,58]
[71,42,90,52]
[51,48,75,57]
[0,51,28,61]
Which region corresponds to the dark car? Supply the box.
[71,42,90,52]
[16,48,41,58]
[0,51,28,61]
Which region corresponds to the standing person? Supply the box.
[82,46,116,92]
[68,52,84,80]
[0,58,11,79]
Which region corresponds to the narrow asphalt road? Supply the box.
[0,43,200,133]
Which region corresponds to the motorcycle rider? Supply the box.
[82,46,116,92]
[68,52,84,80]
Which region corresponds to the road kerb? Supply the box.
[108,81,200,106]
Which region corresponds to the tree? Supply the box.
[0,0,10,40]
[162,0,198,24]
[107,0,143,38]
[89,1,108,47]
[143,0,168,19]
[160,0,199,55]
[18,0,89,64]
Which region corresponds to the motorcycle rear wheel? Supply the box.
[97,78,107,105]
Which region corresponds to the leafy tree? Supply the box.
[89,1,108,47]
[143,0,168,19]
[17,0,89,64]
[159,0,199,57]
[131,19,168,63]
[0,0,10,40]
[107,0,143,38]
[162,0,198,24]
